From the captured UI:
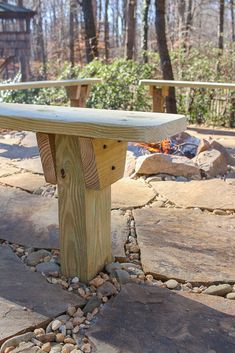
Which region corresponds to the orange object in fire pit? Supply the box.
[134,139,172,154]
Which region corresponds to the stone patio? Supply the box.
[1,129,235,352]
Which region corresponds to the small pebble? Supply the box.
[56,333,65,343]
[42,342,51,352]
[52,319,62,331]
[165,279,179,290]
[81,343,92,353]
[67,305,76,317]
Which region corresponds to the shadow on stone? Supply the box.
[0,142,39,160]
[88,283,235,353]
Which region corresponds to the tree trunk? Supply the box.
[69,0,76,71]
[218,0,224,52]
[104,0,109,62]
[125,0,136,60]
[81,0,99,63]
[141,0,150,63]
[177,0,185,49]
[185,0,193,53]
[35,0,47,79]
[231,0,235,43]
[155,0,177,113]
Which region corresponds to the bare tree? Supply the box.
[125,0,136,60]
[218,0,224,52]
[155,0,177,113]
[104,0,109,62]
[81,0,99,62]
[69,0,76,70]
[141,0,150,63]
[185,0,193,53]
[231,0,235,43]
[33,0,47,79]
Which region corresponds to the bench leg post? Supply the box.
[55,134,113,282]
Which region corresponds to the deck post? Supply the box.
[55,134,127,282]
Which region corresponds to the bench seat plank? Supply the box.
[0,78,101,91]
[0,103,186,142]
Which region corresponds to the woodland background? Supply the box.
[1,0,235,126]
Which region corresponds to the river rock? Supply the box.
[114,269,130,284]
[226,293,235,300]
[36,262,60,275]
[203,284,232,296]
[165,279,179,290]
[26,250,52,266]
[97,282,117,297]
[83,296,102,315]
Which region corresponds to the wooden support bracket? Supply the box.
[37,84,91,184]
[79,137,127,190]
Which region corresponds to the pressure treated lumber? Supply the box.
[140,79,235,90]
[37,83,92,184]
[79,137,128,190]
[56,134,113,281]
[36,132,56,184]
[0,78,101,91]
[0,103,186,142]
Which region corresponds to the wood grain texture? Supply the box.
[79,137,127,190]
[36,132,56,184]
[38,83,91,185]
[150,86,164,113]
[55,134,112,281]
[0,78,101,91]
[140,79,235,90]
[0,103,186,143]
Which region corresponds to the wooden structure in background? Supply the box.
[0,2,35,81]
[0,79,186,281]
[140,80,235,126]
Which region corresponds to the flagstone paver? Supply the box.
[87,283,235,353]
[111,178,156,209]
[13,157,43,174]
[133,207,235,283]
[150,179,235,210]
[0,245,85,343]
[0,186,128,258]
[0,164,21,177]
[0,172,47,192]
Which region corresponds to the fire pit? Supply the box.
[127,132,234,179]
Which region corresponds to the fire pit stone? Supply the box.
[192,149,228,178]
[135,153,201,178]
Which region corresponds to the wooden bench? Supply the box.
[0,89,186,283]
[140,79,235,113]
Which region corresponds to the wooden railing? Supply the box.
[140,80,235,125]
